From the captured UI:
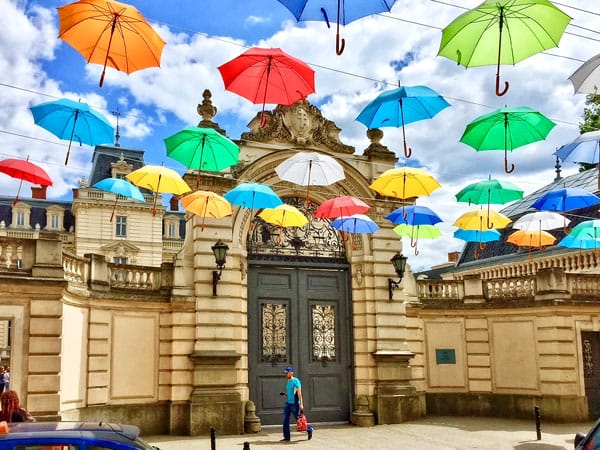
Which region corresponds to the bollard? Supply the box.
[243,442,250,450]
[211,427,216,450]
[534,405,542,440]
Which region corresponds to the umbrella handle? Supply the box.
[413,244,419,256]
[403,142,412,159]
[479,242,487,251]
[495,74,509,97]
[474,247,480,259]
[495,8,509,97]
[335,0,345,55]
[504,151,515,174]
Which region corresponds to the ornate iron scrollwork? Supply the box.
[261,303,287,365]
[312,304,336,366]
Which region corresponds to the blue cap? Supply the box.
[283,366,294,373]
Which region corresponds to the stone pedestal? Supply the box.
[351,395,375,427]
[373,350,424,424]
[463,273,485,304]
[189,350,243,435]
[535,267,570,302]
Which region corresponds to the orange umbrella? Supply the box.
[57,0,166,87]
[507,228,556,260]
[181,190,232,231]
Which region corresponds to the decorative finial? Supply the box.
[112,109,121,147]
[554,154,562,182]
[197,89,217,122]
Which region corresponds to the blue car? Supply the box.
[0,421,160,449]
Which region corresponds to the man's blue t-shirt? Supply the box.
[286,377,301,404]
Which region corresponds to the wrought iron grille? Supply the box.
[312,304,336,362]
[261,303,287,364]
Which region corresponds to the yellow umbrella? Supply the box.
[370,167,441,199]
[181,190,232,231]
[453,208,512,231]
[258,204,308,228]
[126,165,191,215]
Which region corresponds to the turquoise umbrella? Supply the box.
[93,177,145,222]
[224,183,282,209]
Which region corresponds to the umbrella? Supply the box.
[314,195,370,219]
[93,177,145,221]
[460,106,556,173]
[164,127,240,188]
[57,0,166,87]
[258,204,308,238]
[393,223,441,255]
[512,211,570,232]
[507,229,556,249]
[370,167,441,199]
[567,219,600,242]
[555,131,600,190]
[275,152,345,205]
[453,208,512,230]
[224,182,283,210]
[454,227,501,259]
[455,177,523,228]
[180,190,232,231]
[332,214,380,234]
[0,157,53,205]
[532,187,600,212]
[438,0,571,96]
[569,53,600,95]
[126,165,191,215]
[386,205,442,226]
[356,85,450,158]
[30,98,114,165]
[218,47,315,127]
[558,234,600,251]
[276,0,398,55]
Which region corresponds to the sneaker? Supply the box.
[307,430,313,440]
[280,438,290,442]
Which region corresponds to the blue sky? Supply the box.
[2,0,600,270]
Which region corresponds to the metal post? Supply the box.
[243,442,250,450]
[211,427,217,450]
[534,405,541,440]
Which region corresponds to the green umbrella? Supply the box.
[393,223,442,255]
[165,126,239,188]
[460,106,556,174]
[438,0,571,96]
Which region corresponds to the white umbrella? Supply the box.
[512,211,570,231]
[275,152,345,204]
[569,53,600,95]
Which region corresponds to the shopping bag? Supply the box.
[296,412,308,432]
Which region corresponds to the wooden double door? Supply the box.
[248,263,352,425]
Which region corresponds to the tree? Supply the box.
[578,93,600,172]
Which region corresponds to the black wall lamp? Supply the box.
[212,239,229,296]
[388,252,408,301]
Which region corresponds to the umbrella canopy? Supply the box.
[93,177,145,221]
[181,190,232,231]
[30,98,114,165]
[276,152,345,204]
[453,208,512,230]
[218,47,315,127]
[356,85,450,158]
[0,157,53,205]
[126,165,191,215]
[386,205,442,226]
[569,53,600,95]
[438,0,571,96]
[460,106,556,173]
[57,0,166,87]
[394,223,441,255]
[314,195,370,219]
[258,204,308,228]
[558,234,600,251]
[332,214,380,234]
[453,228,501,243]
[276,0,397,55]
[512,211,569,231]
[507,229,556,248]
[224,182,282,210]
[164,127,239,188]
[568,219,600,241]
[369,167,441,199]
[532,187,600,211]
[555,131,600,190]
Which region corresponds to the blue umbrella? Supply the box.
[386,205,442,226]
[356,85,450,158]
[93,177,145,222]
[224,182,283,209]
[558,234,600,251]
[532,187,600,212]
[559,220,600,252]
[277,0,397,55]
[30,98,114,165]
[555,130,600,189]
[453,228,501,243]
[332,214,380,234]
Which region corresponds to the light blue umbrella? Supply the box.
[555,131,600,189]
[532,187,600,211]
[453,228,501,243]
[93,177,145,222]
[386,205,442,226]
[30,98,114,165]
[332,214,380,234]
[558,235,600,250]
[356,85,450,158]
[224,182,283,209]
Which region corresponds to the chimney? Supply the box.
[31,185,47,200]
[170,196,179,211]
[448,251,460,263]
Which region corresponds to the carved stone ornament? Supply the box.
[241,100,355,154]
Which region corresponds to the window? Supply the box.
[168,222,176,238]
[115,216,127,237]
[16,211,25,227]
[113,257,128,265]
[51,214,60,229]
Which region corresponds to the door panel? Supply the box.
[582,331,600,418]
[249,265,351,425]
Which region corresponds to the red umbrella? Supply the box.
[218,47,315,127]
[314,195,370,219]
[0,157,53,204]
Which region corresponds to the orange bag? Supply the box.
[296,412,307,432]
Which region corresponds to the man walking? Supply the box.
[281,366,313,442]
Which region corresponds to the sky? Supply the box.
[1,0,599,272]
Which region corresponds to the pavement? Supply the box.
[145,416,596,450]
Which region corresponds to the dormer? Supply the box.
[163,215,181,240]
[45,205,65,232]
[110,152,134,179]
[10,202,31,229]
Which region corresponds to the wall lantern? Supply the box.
[211,239,229,296]
[388,252,408,301]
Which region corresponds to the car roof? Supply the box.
[0,421,141,443]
